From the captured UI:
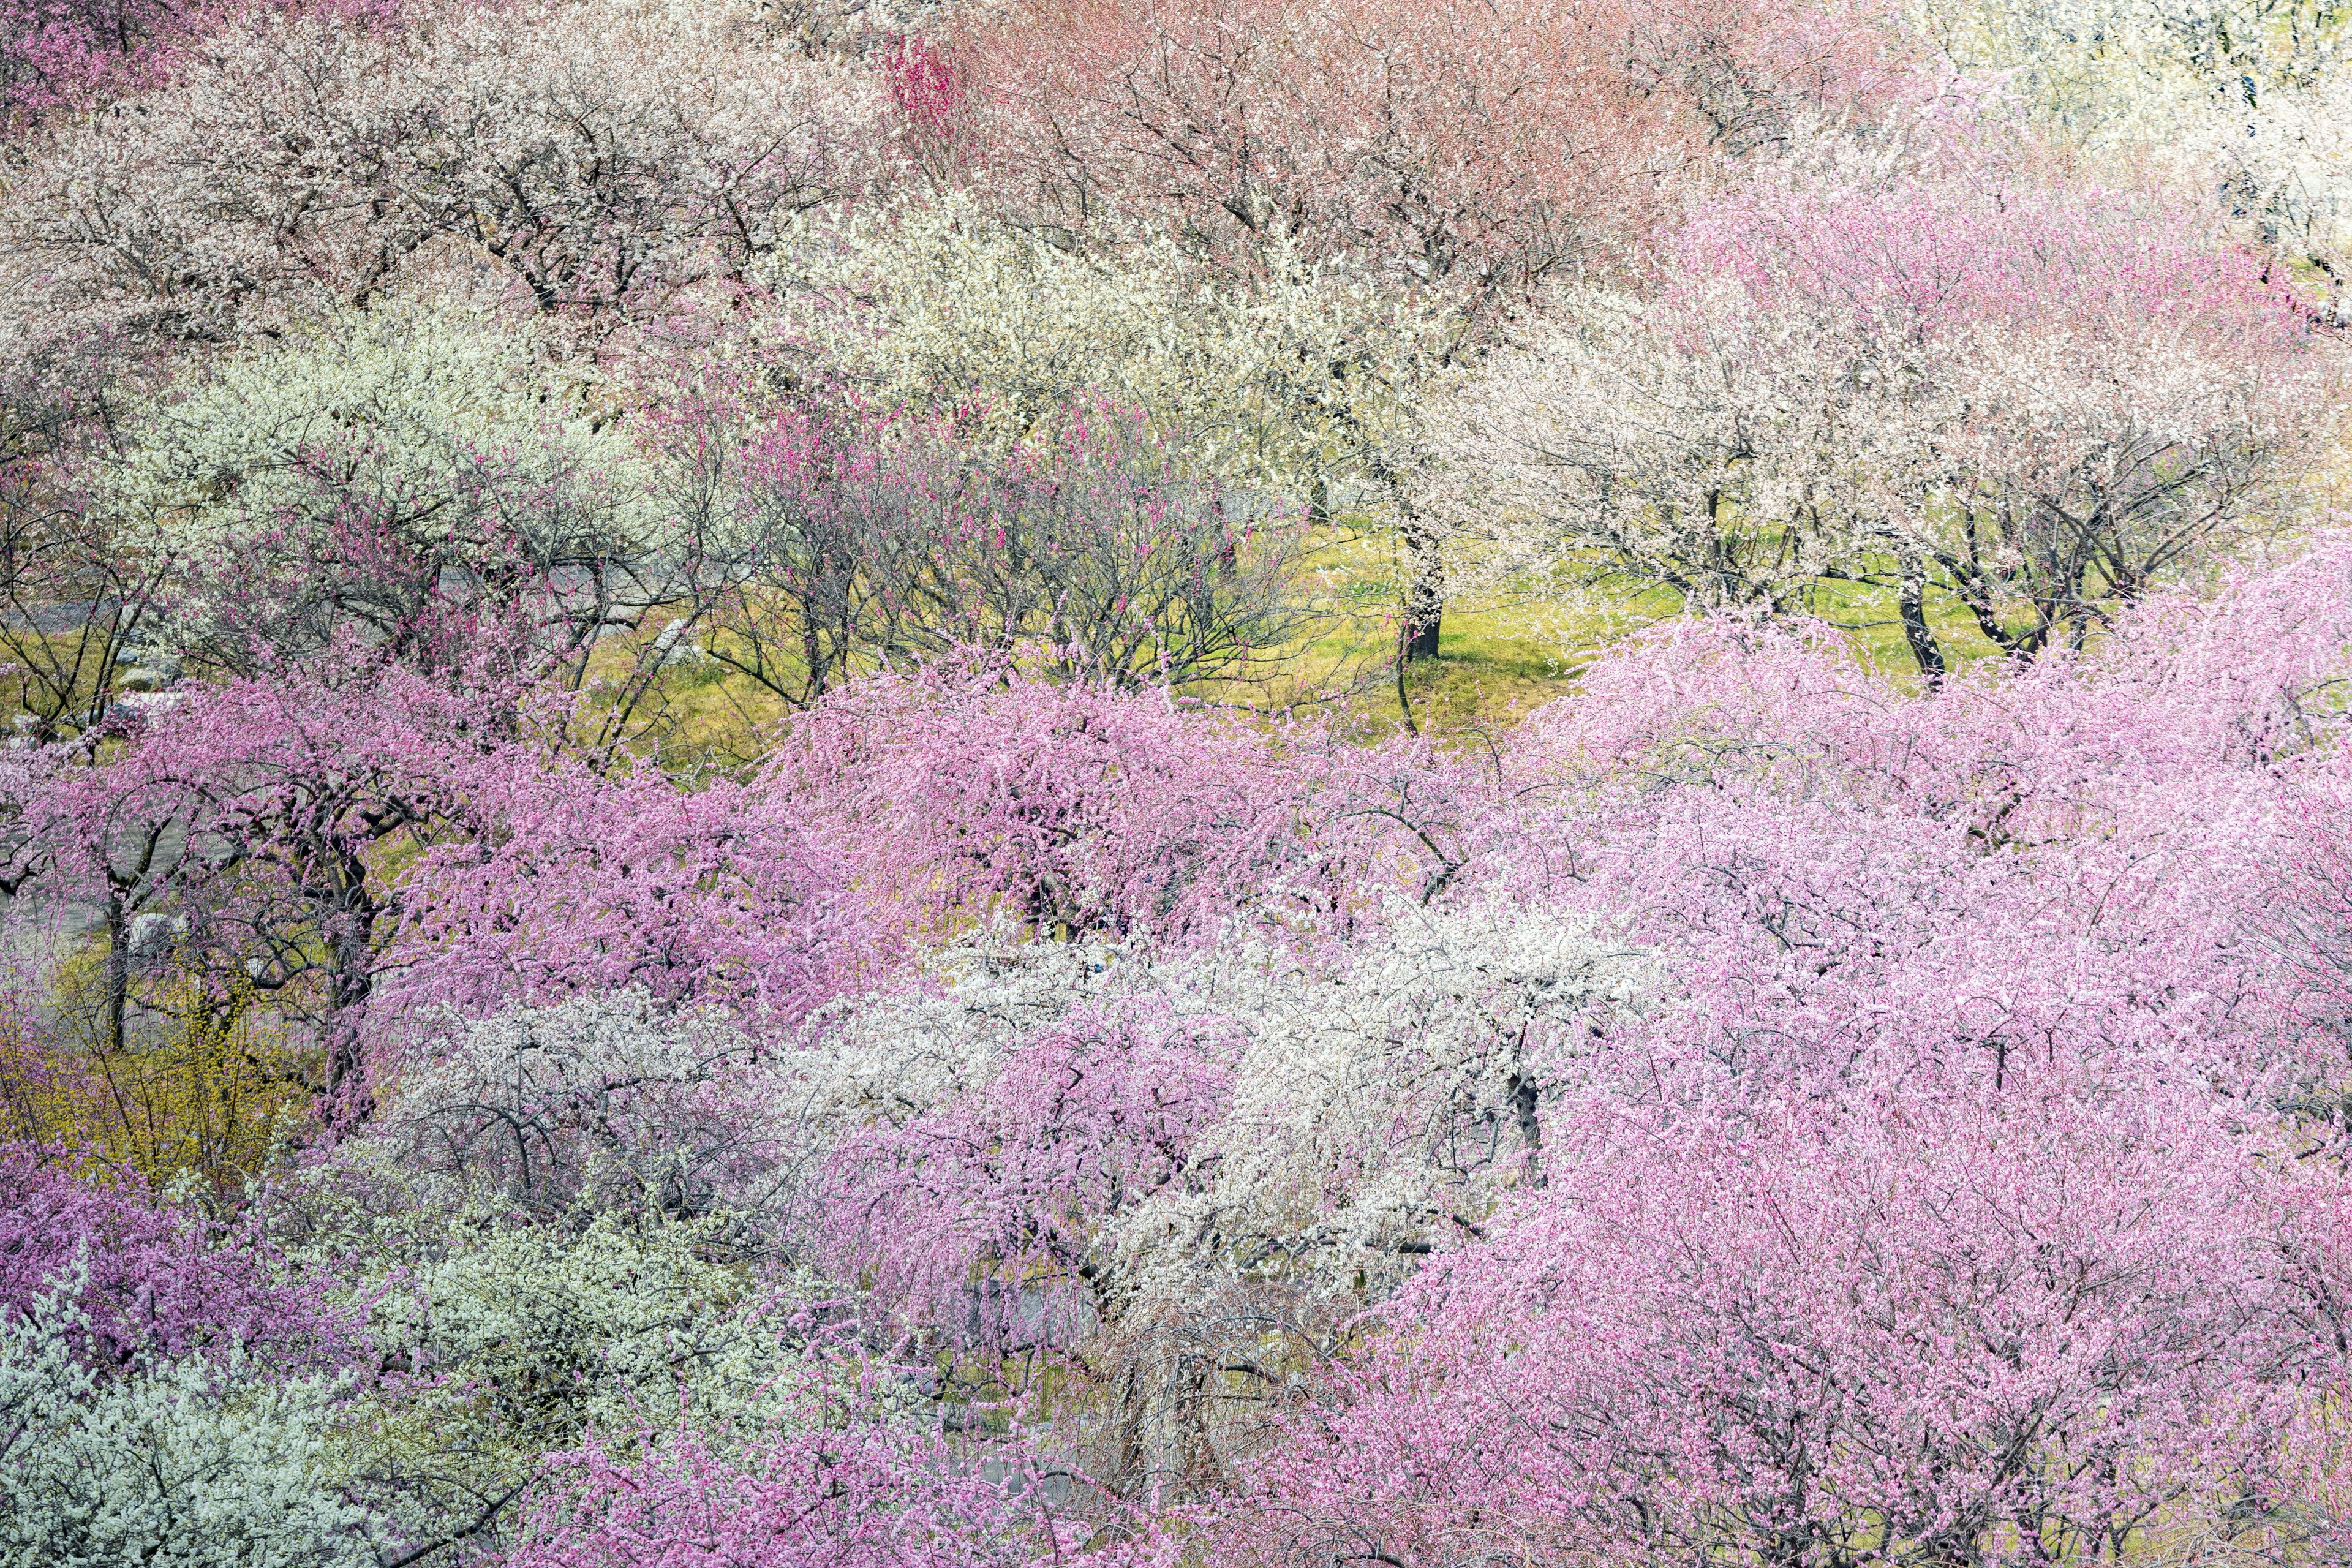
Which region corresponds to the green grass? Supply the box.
[587,532,2049,766]
[0,515,2144,772]
[1246,527,2035,742]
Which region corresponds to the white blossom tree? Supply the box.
[793,899,1646,1498]
[763,194,1445,502]
[0,0,880,350]
[760,195,1457,665]
[1915,0,2352,303]
[102,304,665,674]
[1435,170,2329,676]
[0,1272,386,1566]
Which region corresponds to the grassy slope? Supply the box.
[595,552,2061,765]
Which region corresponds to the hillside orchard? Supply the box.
[5,0,2352,1561]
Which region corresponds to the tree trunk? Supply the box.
[1400,508,1443,663]
[1897,548,1946,686]
[323,876,380,1125]
[104,897,128,1056]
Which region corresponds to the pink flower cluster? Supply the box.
[0,1141,344,1370]
[12,531,2352,1561]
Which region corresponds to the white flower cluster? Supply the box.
[259,1167,816,1545]
[1918,0,2352,293]
[1167,901,1647,1286]
[0,1272,381,1567]
[1433,255,2321,646]
[1430,285,1902,613]
[761,195,1450,500]
[380,990,800,1221]
[107,305,647,564]
[804,899,1648,1301]
[0,0,876,347]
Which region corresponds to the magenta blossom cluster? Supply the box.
[0,1142,345,1371]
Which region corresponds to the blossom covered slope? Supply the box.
[3,0,2352,1561]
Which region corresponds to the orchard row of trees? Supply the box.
[1,0,2337,707]
[4,0,2352,1561]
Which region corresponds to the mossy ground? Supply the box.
[585,542,2050,766]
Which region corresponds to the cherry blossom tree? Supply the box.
[953,0,1905,296]
[511,1408,1131,1568]
[758,659,1478,946]
[0,0,209,122]
[379,742,875,1036]
[383,656,1449,1042]
[1252,1089,2325,1568]
[653,393,1316,706]
[0,0,878,350]
[1493,535,2352,1114]
[0,1141,343,1371]
[1441,167,2328,674]
[7,644,523,1118]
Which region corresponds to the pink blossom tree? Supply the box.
[7,643,522,1118]
[1251,1089,2324,1568]
[761,659,1480,946]
[512,1403,1142,1568]
[381,657,1474,1043]
[0,0,202,122]
[0,1141,344,1372]
[821,998,1240,1355]
[954,0,1907,296]
[1207,532,2352,1563]
[379,741,875,1036]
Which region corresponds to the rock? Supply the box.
[652,617,709,667]
[126,913,187,961]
